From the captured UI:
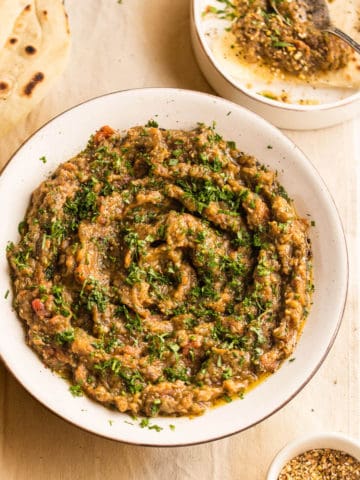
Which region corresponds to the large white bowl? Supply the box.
[191,0,360,130]
[0,88,348,445]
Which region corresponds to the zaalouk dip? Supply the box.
[7,123,312,417]
[206,0,351,77]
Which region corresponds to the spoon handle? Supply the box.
[328,27,360,55]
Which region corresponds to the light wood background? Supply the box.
[1,1,359,478]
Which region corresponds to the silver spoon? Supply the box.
[304,0,360,54]
[270,0,360,55]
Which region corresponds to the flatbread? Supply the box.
[211,0,360,90]
[0,0,71,136]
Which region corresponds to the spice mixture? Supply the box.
[279,448,360,479]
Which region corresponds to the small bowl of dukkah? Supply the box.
[267,432,360,479]
[0,88,348,445]
[191,0,360,129]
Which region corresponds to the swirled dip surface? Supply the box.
[7,124,312,417]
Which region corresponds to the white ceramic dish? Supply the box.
[0,88,348,445]
[191,0,360,130]
[267,432,360,479]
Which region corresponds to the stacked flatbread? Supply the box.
[0,0,71,136]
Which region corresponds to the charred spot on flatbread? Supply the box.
[24,5,31,12]
[9,38,18,45]
[0,82,9,91]
[25,45,36,55]
[23,72,45,96]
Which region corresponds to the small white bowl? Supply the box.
[267,432,360,479]
[190,0,360,130]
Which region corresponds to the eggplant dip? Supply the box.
[209,0,351,77]
[7,124,312,417]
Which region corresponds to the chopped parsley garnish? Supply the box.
[116,304,142,333]
[52,285,70,317]
[94,359,145,394]
[80,277,108,313]
[176,178,243,213]
[18,221,26,235]
[277,184,291,202]
[272,40,294,48]
[55,329,75,344]
[150,399,161,416]
[139,418,163,432]
[123,229,146,259]
[212,320,245,350]
[146,332,170,360]
[12,246,32,270]
[69,384,83,397]
[163,366,189,383]
[45,219,67,244]
[65,180,99,228]
[146,119,159,128]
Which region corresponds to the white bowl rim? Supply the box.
[267,432,360,479]
[191,0,360,113]
[0,87,349,446]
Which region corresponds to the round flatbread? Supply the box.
[0,0,71,136]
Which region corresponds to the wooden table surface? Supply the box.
[1,1,359,479]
